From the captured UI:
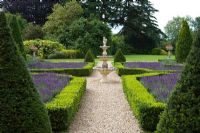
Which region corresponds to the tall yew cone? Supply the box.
[0,12,52,132]
[156,30,200,132]
[8,15,26,60]
[175,20,193,63]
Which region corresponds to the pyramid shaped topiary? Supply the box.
[175,20,193,63]
[8,15,26,60]
[156,29,200,132]
[84,49,95,62]
[114,49,126,63]
[0,12,52,132]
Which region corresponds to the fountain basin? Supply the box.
[97,56,112,61]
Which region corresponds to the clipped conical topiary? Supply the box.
[175,20,193,63]
[8,15,26,60]
[84,49,95,62]
[114,49,126,63]
[156,29,200,132]
[0,12,52,132]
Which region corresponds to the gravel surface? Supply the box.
[68,62,142,133]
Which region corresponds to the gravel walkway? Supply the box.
[68,62,142,133]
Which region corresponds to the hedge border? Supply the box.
[122,73,166,131]
[115,62,175,76]
[29,62,95,76]
[45,77,86,132]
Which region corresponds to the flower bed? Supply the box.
[125,62,183,71]
[32,73,70,102]
[140,73,181,103]
[28,61,86,69]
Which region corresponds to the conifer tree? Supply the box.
[176,20,193,63]
[0,12,52,133]
[156,29,200,132]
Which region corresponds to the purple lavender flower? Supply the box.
[126,62,183,71]
[28,61,86,69]
[140,73,181,102]
[32,73,70,102]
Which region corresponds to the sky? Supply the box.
[112,0,200,33]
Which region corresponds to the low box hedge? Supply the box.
[45,77,86,132]
[30,62,95,76]
[115,62,154,76]
[122,73,166,131]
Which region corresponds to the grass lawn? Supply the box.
[46,55,175,63]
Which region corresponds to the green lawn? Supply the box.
[46,55,175,62]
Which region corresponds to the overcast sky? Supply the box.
[150,0,200,31]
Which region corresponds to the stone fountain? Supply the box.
[94,37,115,83]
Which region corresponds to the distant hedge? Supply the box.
[46,77,86,131]
[30,62,95,76]
[24,39,64,58]
[48,49,83,59]
[122,73,165,131]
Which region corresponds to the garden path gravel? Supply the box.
[68,62,142,133]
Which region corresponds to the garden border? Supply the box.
[45,77,86,132]
[122,73,167,131]
[29,62,95,76]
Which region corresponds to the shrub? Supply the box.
[46,77,86,131]
[114,49,126,63]
[122,74,165,131]
[0,12,52,133]
[110,35,129,54]
[84,49,95,62]
[48,49,82,59]
[156,29,200,132]
[23,23,44,40]
[24,39,64,58]
[176,20,193,63]
[152,48,167,55]
[8,15,26,60]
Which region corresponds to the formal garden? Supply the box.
[0,0,199,133]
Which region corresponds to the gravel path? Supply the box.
[68,62,142,133]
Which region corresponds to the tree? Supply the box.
[0,12,52,132]
[1,0,66,25]
[59,18,111,56]
[164,16,194,48]
[23,23,44,40]
[43,1,83,40]
[176,20,193,63]
[8,15,26,60]
[156,29,200,133]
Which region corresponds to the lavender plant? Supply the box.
[28,61,86,69]
[32,73,70,102]
[140,73,181,102]
[126,62,183,71]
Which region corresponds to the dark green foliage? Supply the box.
[114,49,126,63]
[156,30,200,132]
[84,49,95,62]
[30,63,95,76]
[48,50,83,59]
[110,35,128,54]
[23,23,44,40]
[176,20,193,63]
[0,12,52,133]
[59,18,111,56]
[8,15,26,60]
[122,74,165,131]
[46,77,86,131]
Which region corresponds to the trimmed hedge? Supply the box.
[48,49,83,59]
[114,49,126,63]
[84,49,95,63]
[122,73,165,131]
[114,62,154,76]
[30,62,95,76]
[46,77,86,132]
